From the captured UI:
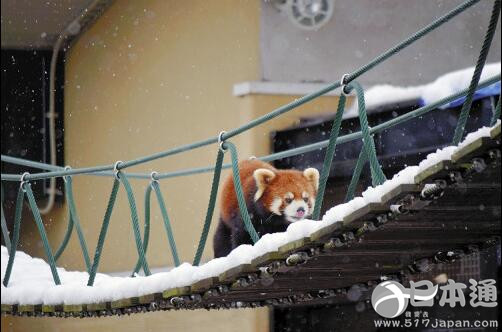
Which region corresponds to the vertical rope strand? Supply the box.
[1,184,11,253]
[452,0,500,144]
[64,176,91,271]
[133,185,152,275]
[313,95,347,220]
[224,142,259,243]
[349,81,386,186]
[193,149,225,266]
[87,179,120,286]
[118,173,151,276]
[53,209,74,261]
[24,183,61,285]
[490,95,501,126]
[345,147,369,202]
[2,187,25,286]
[152,181,180,267]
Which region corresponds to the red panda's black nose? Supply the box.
[297,207,305,213]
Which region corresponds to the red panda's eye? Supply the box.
[303,197,309,203]
[285,198,292,204]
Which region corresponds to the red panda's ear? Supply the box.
[253,168,276,201]
[303,168,320,191]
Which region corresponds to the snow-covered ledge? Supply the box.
[233,81,341,97]
[233,62,501,107]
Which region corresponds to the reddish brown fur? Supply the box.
[219,160,318,224]
[220,159,275,222]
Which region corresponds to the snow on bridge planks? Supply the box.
[2,123,500,317]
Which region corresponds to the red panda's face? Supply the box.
[253,167,319,223]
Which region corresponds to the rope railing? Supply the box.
[1,74,500,183]
[0,0,484,183]
[0,0,500,289]
[1,74,499,279]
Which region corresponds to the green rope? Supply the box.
[345,147,369,202]
[452,0,500,144]
[96,76,502,182]
[348,81,386,186]
[53,209,74,261]
[0,0,481,183]
[134,181,182,272]
[2,186,24,286]
[222,142,259,243]
[151,181,180,267]
[133,185,151,275]
[87,179,120,286]
[3,75,499,183]
[346,0,481,83]
[65,176,91,271]
[24,183,61,285]
[1,184,11,253]
[224,0,480,140]
[118,173,151,276]
[193,149,224,266]
[131,179,183,273]
[490,95,501,127]
[312,95,347,220]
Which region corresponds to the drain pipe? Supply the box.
[40,0,112,214]
[39,34,65,215]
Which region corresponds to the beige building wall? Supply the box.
[4,1,342,331]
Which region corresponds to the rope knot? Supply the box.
[113,161,123,180]
[63,165,72,183]
[19,172,30,191]
[218,131,228,153]
[340,73,352,96]
[150,171,159,188]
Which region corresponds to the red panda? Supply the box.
[213,159,319,258]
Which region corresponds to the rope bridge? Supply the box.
[1,0,501,316]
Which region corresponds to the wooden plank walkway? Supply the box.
[2,124,500,318]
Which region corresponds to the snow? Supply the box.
[1,121,500,306]
[421,63,500,108]
[344,62,500,118]
[344,85,424,118]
